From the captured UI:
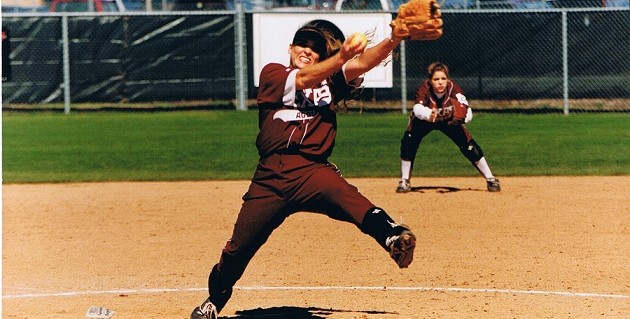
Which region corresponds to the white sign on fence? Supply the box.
[253,13,393,88]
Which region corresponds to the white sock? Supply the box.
[475,157,494,180]
[401,160,412,180]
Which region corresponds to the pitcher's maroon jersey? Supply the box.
[256,63,354,160]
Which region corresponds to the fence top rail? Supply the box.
[2,6,628,18]
[2,10,230,18]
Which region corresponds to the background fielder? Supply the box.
[397,61,501,193]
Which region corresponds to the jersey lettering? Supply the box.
[302,83,332,107]
[312,85,332,106]
[273,109,316,122]
[296,91,315,108]
[436,105,454,122]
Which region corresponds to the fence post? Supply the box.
[235,3,248,111]
[400,40,407,115]
[62,15,71,114]
[562,10,569,115]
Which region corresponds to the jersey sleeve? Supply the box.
[450,81,469,107]
[257,63,298,108]
[326,69,353,104]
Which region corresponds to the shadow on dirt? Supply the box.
[411,185,463,193]
[223,306,397,318]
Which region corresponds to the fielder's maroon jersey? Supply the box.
[256,62,355,159]
[415,80,469,122]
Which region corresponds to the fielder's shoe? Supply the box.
[486,178,501,192]
[190,298,218,319]
[387,228,416,268]
[396,179,411,193]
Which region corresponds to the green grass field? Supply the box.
[2,111,629,183]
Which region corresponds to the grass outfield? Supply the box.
[2,111,629,183]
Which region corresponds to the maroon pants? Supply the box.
[214,152,376,290]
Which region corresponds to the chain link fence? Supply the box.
[397,9,629,113]
[2,8,628,113]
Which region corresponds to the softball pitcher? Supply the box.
[190,20,420,319]
[397,62,500,193]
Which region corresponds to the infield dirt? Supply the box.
[3,176,629,318]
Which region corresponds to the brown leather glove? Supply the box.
[390,0,444,41]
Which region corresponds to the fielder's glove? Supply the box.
[390,0,443,41]
[448,99,468,125]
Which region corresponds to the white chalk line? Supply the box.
[3,286,629,300]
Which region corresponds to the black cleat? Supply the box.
[487,178,501,192]
[190,298,218,319]
[396,179,411,193]
[387,228,416,268]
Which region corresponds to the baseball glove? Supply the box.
[390,0,443,41]
[448,98,468,125]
